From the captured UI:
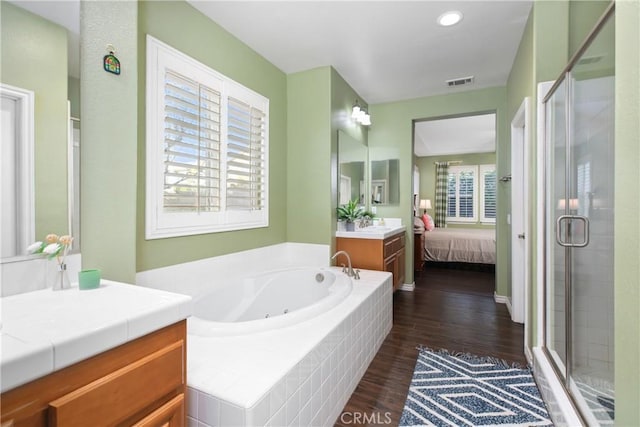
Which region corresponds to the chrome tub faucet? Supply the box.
[331,250,360,280]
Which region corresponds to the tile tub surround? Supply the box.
[186,268,393,427]
[0,281,192,392]
[137,242,331,298]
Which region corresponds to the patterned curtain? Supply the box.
[434,162,449,228]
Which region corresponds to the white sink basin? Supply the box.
[355,226,390,232]
[337,224,405,240]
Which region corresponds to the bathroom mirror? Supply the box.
[337,130,367,206]
[0,1,80,259]
[370,159,400,205]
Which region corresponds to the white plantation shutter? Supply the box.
[458,170,475,218]
[163,70,221,213]
[226,97,266,211]
[446,166,478,222]
[480,165,497,222]
[146,36,269,239]
[447,174,456,218]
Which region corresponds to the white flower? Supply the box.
[43,243,61,255]
[27,241,43,254]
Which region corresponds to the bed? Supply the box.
[422,227,496,265]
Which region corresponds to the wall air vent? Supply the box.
[577,55,603,65]
[446,76,474,87]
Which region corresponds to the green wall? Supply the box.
[614,2,640,424]
[136,0,288,271]
[568,1,611,57]
[68,76,80,119]
[286,66,368,250]
[286,67,332,245]
[369,87,508,291]
[1,2,69,240]
[415,152,496,229]
[81,1,138,282]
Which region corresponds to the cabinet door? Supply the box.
[384,254,396,285]
[49,341,184,426]
[395,247,406,290]
[132,394,184,427]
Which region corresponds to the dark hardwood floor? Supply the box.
[336,265,525,426]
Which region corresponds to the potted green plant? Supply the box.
[337,199,364,231]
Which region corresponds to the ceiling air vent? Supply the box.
[446,76,474,87]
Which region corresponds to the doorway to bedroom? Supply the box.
[412,111,510,335]
[412,111,498,276]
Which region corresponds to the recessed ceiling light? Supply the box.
[438,11,463,27]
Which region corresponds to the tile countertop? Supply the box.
[0,281,192,393]
[335,224,406,240]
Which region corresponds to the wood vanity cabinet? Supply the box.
[336,231,406,291]
[0,320,186,427]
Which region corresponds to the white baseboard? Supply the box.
[400,282,415,292]
[494,292,513,317]
[525,345,533,366]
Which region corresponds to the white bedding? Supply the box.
[423,228,496,264]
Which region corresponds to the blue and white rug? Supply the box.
[400,348,553,426]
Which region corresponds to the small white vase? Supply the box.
[52,262,71,291]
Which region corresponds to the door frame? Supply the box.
[510,97,530,348]
[1,83,35,256]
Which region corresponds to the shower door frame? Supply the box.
[537,4,615,426]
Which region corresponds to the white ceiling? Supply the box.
[414,113,496,157]
[188,0,532,104]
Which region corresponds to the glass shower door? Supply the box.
[543,9,615,426]
[568,15,615,424]
[545,80,568,379]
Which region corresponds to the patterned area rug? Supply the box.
[400,347,553,426]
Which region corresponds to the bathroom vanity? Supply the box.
[0,282,191,426]
[335,225,406,290]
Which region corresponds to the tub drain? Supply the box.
[284,309,289,314]
[265,314,270,318]
[315,273,325,283]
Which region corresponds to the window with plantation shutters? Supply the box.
[447,166,478,222]
[226,97,266,211]
[146,36,269,239]
[480,164,497,223]
[446,164,496,224]
[163,71,221,213]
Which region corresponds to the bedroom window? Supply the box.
[146,35,269,239]
[447,166,478,222]
[480,164,497,223]
[446,164,496,224]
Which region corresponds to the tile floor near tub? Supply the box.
[186,269,393,427]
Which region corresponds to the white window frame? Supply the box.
[479,164,497,224]
[446,165,478,223]
[146,35,269,240]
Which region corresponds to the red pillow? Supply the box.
[422,214,435,231]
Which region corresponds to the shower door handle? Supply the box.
[556,215,590,248]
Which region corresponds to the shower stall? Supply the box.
[540,5,615,426]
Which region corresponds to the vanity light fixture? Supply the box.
[351,100,371,126]
[437,10,463,27]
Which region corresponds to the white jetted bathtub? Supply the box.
[136,243,393,427]
[188,267,353,336]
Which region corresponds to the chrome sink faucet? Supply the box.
[331,250,360,280]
